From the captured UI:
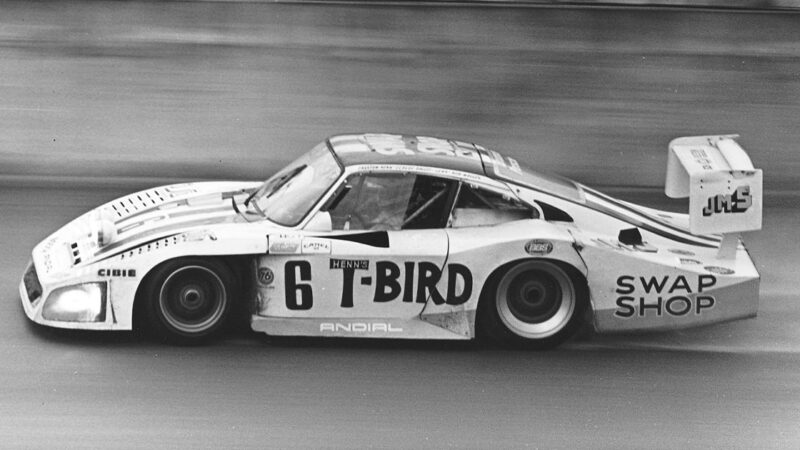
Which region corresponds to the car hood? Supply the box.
[32,181,261,276]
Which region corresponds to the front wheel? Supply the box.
[479,260,585,349]
[142,257,236,344]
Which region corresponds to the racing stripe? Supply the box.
[582,186,721,244]
[582,192,718,248]
[93,233,182,263]
[116,204,233,232]
[92,212,237,262]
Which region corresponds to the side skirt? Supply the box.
[251,316,471,340]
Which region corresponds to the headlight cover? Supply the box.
[42,283,107,323]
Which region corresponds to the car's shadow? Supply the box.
[24,317,603,353]
[19,294,598,352]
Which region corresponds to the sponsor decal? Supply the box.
[355,134,522,174]
[633,243,658,253]
[524,239,553,255]
[258,267,274,285]
[269,235,301,254]
[301,238,331,254]
[97,268,136,277]
[183,230,217,242]
[330,258,369,270]
[704,266,735,275]
[284,260,473,310]
[40,237,60,272]
[358,164,483,182]
[679,258,702,265]
[485,150,523,174]
[614,274,716,318]
[592,238,632,252]
[690,148,714,171]
[668,249,695,256]
[702,185,752,217]
[329,258,370,308]
[320,322,403,333]
[365,135,478,160]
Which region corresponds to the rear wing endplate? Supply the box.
[665,135,762,258]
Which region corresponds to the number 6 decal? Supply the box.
[285,261,313,310]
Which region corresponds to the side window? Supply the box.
[327,173,455,231]
[450,184,537,228]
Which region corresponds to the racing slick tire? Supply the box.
[141,257,237,345]
[479,260,586,349]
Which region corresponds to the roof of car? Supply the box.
[328,133,583,202]
[327,133,489,176]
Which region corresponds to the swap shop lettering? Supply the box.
[614,274,716,318]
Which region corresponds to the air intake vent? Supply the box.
[109,188,171,218]
[23,262,42,303]
[69,242,82,265]
[120,234,182,260]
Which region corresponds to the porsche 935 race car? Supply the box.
[20,133,762,348]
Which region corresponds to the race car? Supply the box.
[20,133,762,348]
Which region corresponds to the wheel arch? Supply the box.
[475,257,591,339]
[131,254,253,332]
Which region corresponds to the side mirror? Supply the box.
[305,211,332,232]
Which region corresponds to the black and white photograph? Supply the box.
[2,0,799,447]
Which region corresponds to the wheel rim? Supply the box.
[496,261,575,339]
[158,265,227,334]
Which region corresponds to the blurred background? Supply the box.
[1,0,798,191]
[2,2,799,448]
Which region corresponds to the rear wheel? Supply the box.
[142,258,236,344]
[479,260,585,349]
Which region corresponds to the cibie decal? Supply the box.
[614,274,716,318]
[97,268,136,277]
[258,267,274,285]
[524,239,553,255]
[702,185,752,217]
[704,266,735,275]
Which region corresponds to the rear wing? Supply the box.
[665,135,762,258]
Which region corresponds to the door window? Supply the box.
[449,183,537,228]
[327,173,455,231]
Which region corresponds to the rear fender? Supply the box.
[420,220,587,338]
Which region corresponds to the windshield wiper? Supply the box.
[243,186,261,207]
[265,165,306,199]
[244,164,307,209]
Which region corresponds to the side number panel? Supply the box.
[256,230,449,319]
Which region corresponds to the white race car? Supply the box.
[20,133,762,348]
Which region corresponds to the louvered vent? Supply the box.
[120,234,182,260]
[109,188,170,218]
[69,242,82,265]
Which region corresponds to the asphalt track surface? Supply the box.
[2,2,800,449]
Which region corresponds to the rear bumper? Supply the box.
[588,240,760,334]
[593,274,758,333]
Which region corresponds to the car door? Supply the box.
[261,171,457,320]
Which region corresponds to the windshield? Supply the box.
[247,142,342,226]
